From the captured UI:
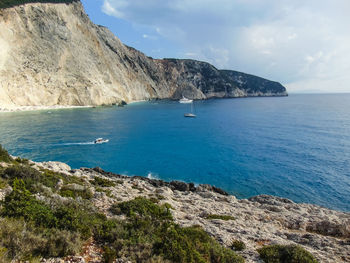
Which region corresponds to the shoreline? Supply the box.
[10,154,350,213]
[0,99,150,113]
[0,95,289,113]
[0,105,93,113]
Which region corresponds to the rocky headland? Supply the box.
[0,0,287,110]
[0,153,349,262]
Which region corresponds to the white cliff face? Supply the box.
[0,2,170,108]
[0,1,287,109]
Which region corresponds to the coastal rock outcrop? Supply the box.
[0,158,349,262]
[0,1,287,109]
[68,166,350,262]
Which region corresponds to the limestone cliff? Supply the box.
[154,59,287,99]
[0,1,287,109]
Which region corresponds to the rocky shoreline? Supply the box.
[0,105,92,113]
[10,160,345,263]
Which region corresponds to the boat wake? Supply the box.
[54,141,95,146]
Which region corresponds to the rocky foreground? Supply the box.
[1,160,347,263]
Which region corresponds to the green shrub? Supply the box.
[2,165,58,193]
[53,201,107,239]
[59,187,93,200]
[0,217,45,261]
[206,214,235,221]
[0,247,7,262]
[0,145,11,163]
[94,219,123,244]
[104,197,244,263]
[1,178,57,228]
[149,194,166,203]
[0,165,86,194]
[231,239,246,251]
[41,169,85,186]
[1,179,104,238]
[258,244,318,263]
[155,224,244,263]
[0,178,7,189]
[90,177,115,187]
[41,228,83,257]
[110,197,173,221]
[0,218,82,260]
[15,157,29,165]
[103,246,117,263]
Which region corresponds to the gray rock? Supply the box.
[249,195,294,205]
[170,180,189,191]
[306,220,350,238]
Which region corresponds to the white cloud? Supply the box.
[101,0,127,18]
[142,34,158,40]
[102,0,350,93]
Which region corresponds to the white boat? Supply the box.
[184,113,196,118]
[184,101,196,118]
[179,97,193,104]
[94,138,109,144]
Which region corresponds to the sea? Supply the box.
[0,94,349,212]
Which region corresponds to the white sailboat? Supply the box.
[184,101,196,118]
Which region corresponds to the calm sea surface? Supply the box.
[0,94,349,211]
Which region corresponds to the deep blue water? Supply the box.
[0,94,349,211]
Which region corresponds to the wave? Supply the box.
[147,172,159,180]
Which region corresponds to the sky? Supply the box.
[81,0,350,93]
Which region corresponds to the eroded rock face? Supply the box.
[0,1,287,109]
[79,167,349,263]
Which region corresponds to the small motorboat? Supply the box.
[94,138,109,144]
[179,97,193,104]
[184,113,196,118]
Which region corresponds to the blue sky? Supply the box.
[81,0,350,93]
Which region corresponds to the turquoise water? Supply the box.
[0,94,350,211]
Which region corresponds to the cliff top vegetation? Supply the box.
[0,0,78,9]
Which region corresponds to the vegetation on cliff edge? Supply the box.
[0,0,78,9]
[0,145,11,163]
[258,244,319,263]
